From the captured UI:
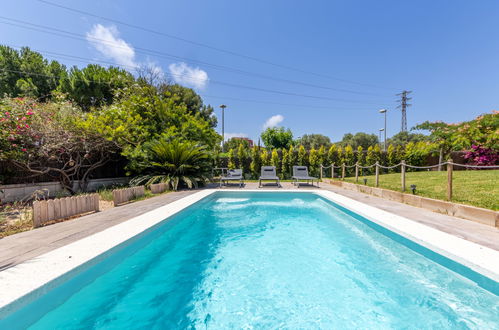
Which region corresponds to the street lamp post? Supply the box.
[379,109,387,151]
[379,128,385,149]
[220,104,227,152]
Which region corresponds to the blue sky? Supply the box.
[2,0,499,143]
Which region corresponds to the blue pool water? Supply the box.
[1,192,498,329]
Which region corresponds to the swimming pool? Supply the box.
[1,191,498,328]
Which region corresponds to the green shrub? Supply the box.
[356,146,365,167]
[289,145,297,167]
[327,144,338,166]
[237,144,248,173]
[130,139,211,190]
[228,148,236,169]
[308,147,320,177]
[271,149,281,175]
[250,146,262,179]
[281,148,290,178]
[261,150,270,166]
[298,145,307,166]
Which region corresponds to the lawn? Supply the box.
[337,170,499,211]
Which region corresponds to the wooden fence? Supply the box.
[150,183,168,194]
[32,194,99,228]
[113,186,145,206]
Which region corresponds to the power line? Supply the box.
[200,94,376,110]
[0,16,391,98]
[0,67,390,112]
[0,65,388,106]
[7,41,392,111]
[0,26,393,105]
[35,0,399,91]
[396,90,412,132]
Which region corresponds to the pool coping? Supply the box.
[0,188,498,315]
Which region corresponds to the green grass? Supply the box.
[97,188,115,201]
[336,170,499,210]
[97,187,165,202]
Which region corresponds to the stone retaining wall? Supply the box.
[328,180,499,228]
[0,177,129,203]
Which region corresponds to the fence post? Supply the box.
[60,197,68,219]
[401,160,406,192]
[355,163,359,183]
[40,200,48,225]
[331,163,335,178]
[33,201,41,228]
[375,162,380,187]
[447,159,453,201]
[94,194,99,212]
[47,200,55,221]
[70,196,77,217]
[341,164,346,180]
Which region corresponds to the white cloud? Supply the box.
[224,132,248,141]
[168,62,209,89]
[86,25,209,88]
[86,24,137,68]
[262,114,284,130]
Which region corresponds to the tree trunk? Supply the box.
[438,148,443,171]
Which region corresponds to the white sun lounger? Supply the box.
[220,169,244,188]
[259,166,281,187]
[292,166,318,187]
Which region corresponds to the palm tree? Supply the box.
[130,138,212,190]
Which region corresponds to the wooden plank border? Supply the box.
[112,186,145,206]
[32,194,99,228]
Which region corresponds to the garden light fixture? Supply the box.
[410,184,417,194]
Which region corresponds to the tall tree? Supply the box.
[261,127,294,149]
[58,64,134,110]
[387,131,427,147]
[295,133,331,150]
[0,45,22,97]
[82,83,220,172]
[160,84,217,127]
[225,137,250,151]
[0,46,67,100]
[338,132,379,149]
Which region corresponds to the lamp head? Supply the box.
[410,184,417,194]
[379,109,387,113]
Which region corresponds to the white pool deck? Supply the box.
[0,183,498,314]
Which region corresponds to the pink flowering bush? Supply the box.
[0,98,37,160]
[0,98,119,193]
[464,145,498,166]
[414,111,498,160]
